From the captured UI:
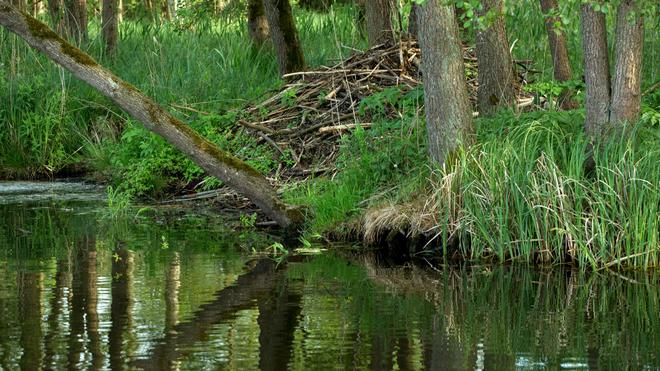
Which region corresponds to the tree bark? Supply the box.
[263,0,305,75]
[0,4,303,230]
[580,2,610,137]
[475,0,516,116]
[46,0,63,33]
[165,0,175,19]
[247,0,269,46]
[610,0,644,125]
[540,0,577,109]
[407,2,417,36]
[417,0,474,166]
[365,0,393,47]
[63,0,86,43]
[102,0,118,55]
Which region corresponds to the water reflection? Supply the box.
[18,271,43,370]
[0,182,658,370]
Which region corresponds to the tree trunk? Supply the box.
[475,0,516,116]
[10,0,25,10]
[417,0,474,165]
[580,2,610,137]
[407,2,417,36]
[161,0,169,21]
[247,0,269,46]
[18,272,43,371]
[263,0,305,75]
[47,0,63,33]
[610,0,644,125]
[63,0,86,43]
[102,0,118,55]
[540,0,577,109]
[109,248,133,370]
[0,4,303,230]
[365,0,393,47]
[165,0,175,19]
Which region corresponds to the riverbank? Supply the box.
[2,5,658,269]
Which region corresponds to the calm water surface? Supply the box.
[0,181,658,370]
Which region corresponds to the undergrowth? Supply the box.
[0,5,360,181]
[290,97,659,268]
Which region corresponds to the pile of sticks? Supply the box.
[238,38,532,178]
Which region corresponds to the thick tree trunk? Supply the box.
[365,0,393,46]
[540,0,577,109]
[417,0,474,166]
[407,2,417,36]
[263,0,305,75]
[247,0,269,46]
[0,4,303,230]
[63,0,86,43]
[102,0,118,55]
[47,0,63,33]
[475,0,516,116]
[580,2,610,137]
[610,0,644,125]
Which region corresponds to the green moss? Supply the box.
[160,114,265,179]
[24,14,97,66]
[118,79,140,93]
[24,14,61,40]
[60,42,98,66]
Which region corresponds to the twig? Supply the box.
[642,81,659,96]
[319,123,372,133]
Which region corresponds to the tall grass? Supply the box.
[0,5,361,179]
[431,112,658,268]
[295,108,658,269]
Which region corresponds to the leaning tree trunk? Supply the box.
[0,4,303,230]
[248,0,270,46]
[610,0,644,125]
[102,0,118,55]
[63,0,86,43]
[365,0,393,47]
[540,0,577,109]
[263,0,305,75]
[580,2,610,137]
[475,0,516,117]
[417,0,474,166]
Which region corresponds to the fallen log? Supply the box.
[0,3,303,230]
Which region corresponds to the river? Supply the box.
[0,181,657,370]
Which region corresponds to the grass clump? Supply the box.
[433,111,658,268]
[295,106,659,269]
